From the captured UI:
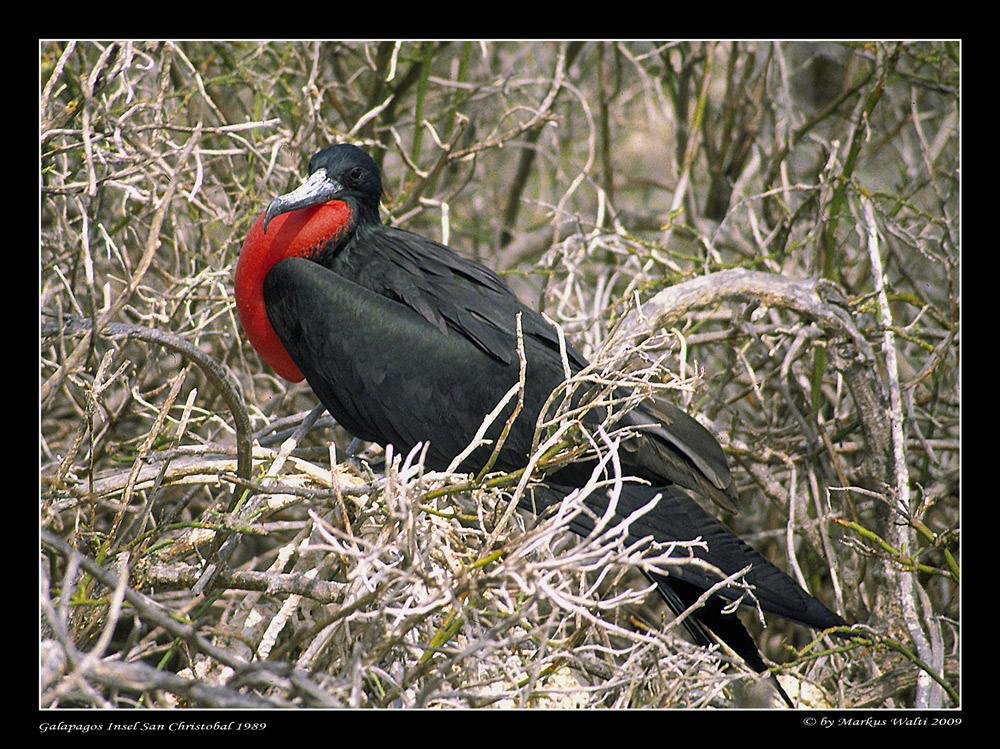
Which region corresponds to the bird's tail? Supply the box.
[520,479,846,673]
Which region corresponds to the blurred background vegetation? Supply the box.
[40,41,959,709]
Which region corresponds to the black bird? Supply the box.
[234,143,847,700]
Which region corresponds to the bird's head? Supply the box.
[263,143,384,233]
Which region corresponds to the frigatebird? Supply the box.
[234,143,847,703]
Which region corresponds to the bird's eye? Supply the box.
[350,166,364,182]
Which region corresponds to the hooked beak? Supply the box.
[263,168,343,233]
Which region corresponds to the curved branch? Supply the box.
[40,318,252,495]
[610,268,892,490]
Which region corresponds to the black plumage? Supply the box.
[237,143,847,698]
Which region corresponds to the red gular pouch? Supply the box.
[234,201,353,383]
